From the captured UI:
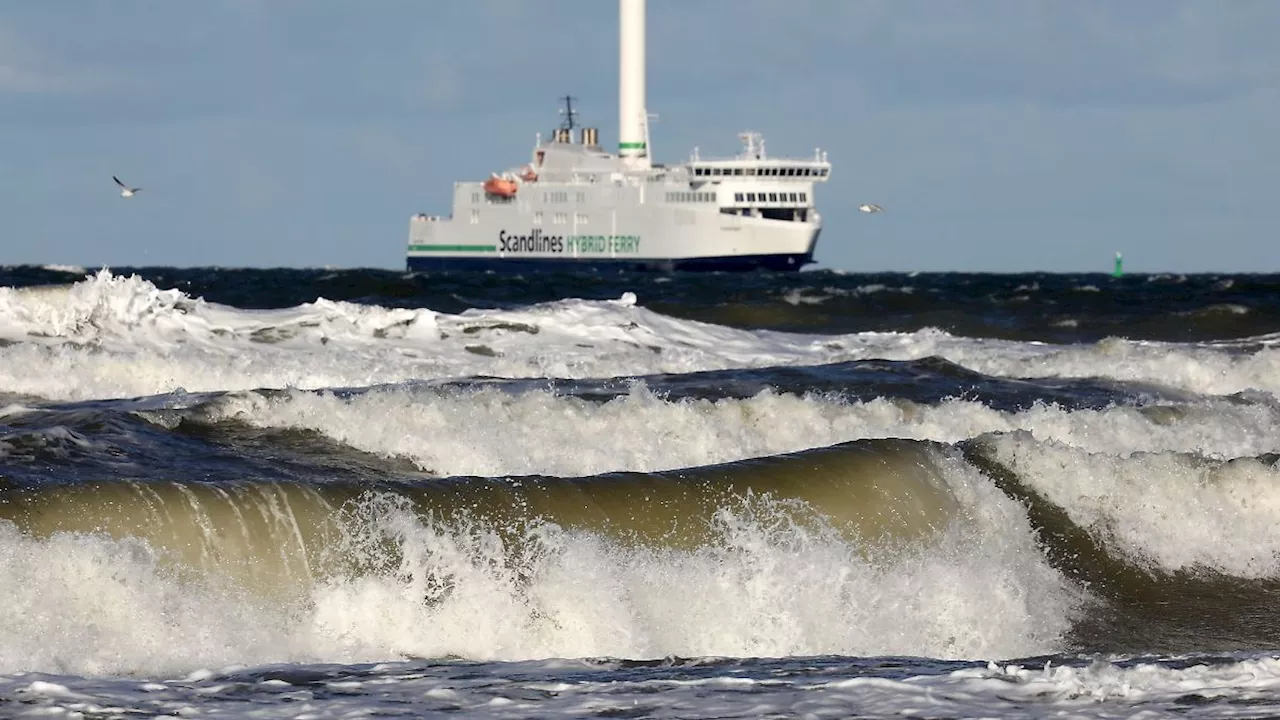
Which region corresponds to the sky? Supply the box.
[2,0,1278,273]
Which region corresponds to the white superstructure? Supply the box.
[407,0,832,272]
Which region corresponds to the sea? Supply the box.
[2,264,1280,719]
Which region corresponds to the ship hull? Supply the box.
[407,205,823,274]
[406,251,814,273]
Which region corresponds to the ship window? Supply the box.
[732,168,742,176]
[746,193,756,202]
[800,193,807,202]
[469,209,479,224]
[768,193,778,202]
[734,192,744,202]
[534,211,543,225]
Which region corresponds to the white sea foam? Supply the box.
[38,265,88,275]
[4,271,1280,402]
[180,384,1280,479]
[2,643,1278,718]
[985,430,1280,578]
[0,448,1075,677]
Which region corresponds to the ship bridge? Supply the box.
[685,132,831,181]
[682,132,830,222]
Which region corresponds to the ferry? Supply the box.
[407,0,832,272]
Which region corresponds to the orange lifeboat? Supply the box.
[483,174,519,198]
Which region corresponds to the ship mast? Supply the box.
[618,0,649,169]
[559,94,578,131]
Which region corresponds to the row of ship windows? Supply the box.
[467,189,804,207]
[693,166,828,178]
[735,191,807,203]
[469,192,588,204]
[469,210,589,225]
[666,192,715,203]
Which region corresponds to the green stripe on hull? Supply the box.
[408,244,497,253]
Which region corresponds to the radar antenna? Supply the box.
[558,95,579,131]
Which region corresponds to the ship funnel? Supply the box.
[580,127,599,146]
[618,0,648,168]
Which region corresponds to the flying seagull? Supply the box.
[113,176,141,198]
[858,204,883,213]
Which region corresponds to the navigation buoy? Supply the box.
[1113,251,1124,278]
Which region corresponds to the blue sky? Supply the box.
[2,0,1278,273]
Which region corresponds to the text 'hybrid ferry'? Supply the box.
[407,0,832,272]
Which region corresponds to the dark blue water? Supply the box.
[4,265,1280,717]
